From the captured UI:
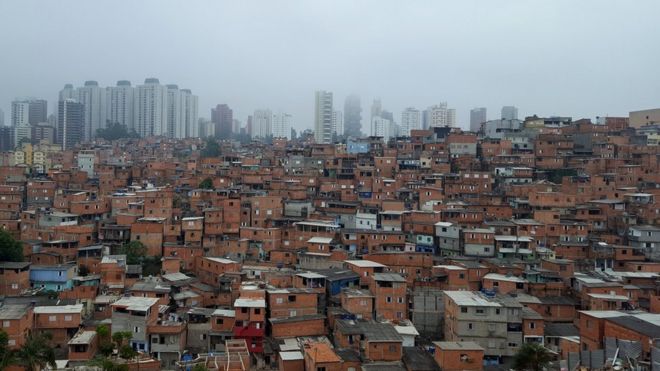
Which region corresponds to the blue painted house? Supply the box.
[318,269,361,296]
[346,139,370,154]
[30,264,77,291]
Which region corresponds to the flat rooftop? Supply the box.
[234,298,266,308]
[0,304,30,320]
[444,291,501,307]
[34,304,84,314]
[68,330,96,345]
[111,297,159,311]
[434,341,484,351]
[345,259,386,268]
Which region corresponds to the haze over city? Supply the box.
[4,2,660,370]
[1,0,660,131]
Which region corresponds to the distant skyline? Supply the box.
[1,1,659,132]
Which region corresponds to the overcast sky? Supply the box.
[1,0,659,131]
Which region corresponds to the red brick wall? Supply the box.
[271,318,325,338]
[364,341,402,362]
[434,349,484,371]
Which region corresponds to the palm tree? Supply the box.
[513,343,553,371]
[14,332,56,371]
[0,330,17,370]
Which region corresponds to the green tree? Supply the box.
[119,241,147,265]
[198,177,214,189]
[111,331,133,349]
[96,324,110,339]
[99,341,114,357]
[14,332,56,371]
[118,345,137,360]
[141,256,162,277]
[192,364,209,371]
[0,229,24,262]
[0,330,17,370]
[96,324,114,357]
[88,356,129,371]
[200,137,220,158]
[96,122,140,141]
[513,343,553,371]
[546,168,578,184]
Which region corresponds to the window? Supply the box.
[317,368,326,371]
[2,321,9,327]
[386,297,392,303]
[134,326,140,333]
[397,297,404,304]
[276,297,283,304]
[461,307,468,313]
[529,322,536,329]
[64,315,72,321]
[288,295,297,302]
[495,308,501,315]
[216,318,223,325]
[475,308,485,315]
[459,273,465,279]
[49,316,56,322]
[7,340,15,346]
[468,323,473,330]
[290,310,297,317]
[254,308,261,315]
[508,342,518,347]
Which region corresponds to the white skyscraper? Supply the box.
[77,81,107,140]
[470,107,487,132]
[370,99,382,125]
[332,110,343,137]
[427,102,449,127]
[134,78,168,137]
[252,109,272,139]
[400,107,420,136]
[446,108,456,127]
[502,106,519,120]
[59,84,77,101]
[106,80,134,130]
[180,89,199,138]
[11,101,29,128]
[58,99,84,150]
[166,84,182,138]
[314,91,333,144]
[372,116,396,142]
[272,112,292,139]
[11,101,30,147]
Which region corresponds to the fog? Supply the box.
[1,0,659,130]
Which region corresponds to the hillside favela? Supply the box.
[2,2,660,371]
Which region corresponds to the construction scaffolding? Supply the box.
[175,339,251,371]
